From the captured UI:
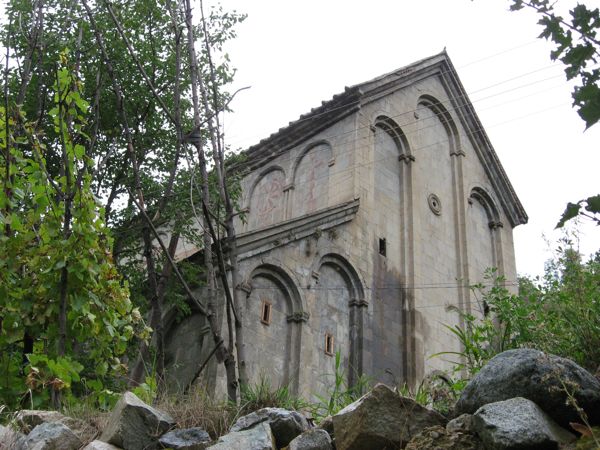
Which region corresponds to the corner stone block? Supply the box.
[99,391,175,450]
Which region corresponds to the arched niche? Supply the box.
[467,186,504,287]
[246,166,286,230]
[417,95,461,156]
[373,115,412,271]
[314,253,366,389]
[291,141,333,217]
[243,263,305,393]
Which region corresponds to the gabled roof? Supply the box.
[235,51,528,227]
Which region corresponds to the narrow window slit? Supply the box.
[325,333,334,356]
[379,238,387,256]
[261,300,272,325]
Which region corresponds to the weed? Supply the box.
[310,351,370,420]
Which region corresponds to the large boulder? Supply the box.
[405,425,482,450]
[288,429,333,450]
[332,383,446,450]
[230,407,309,448]
[16,421,82,450]
[456,348,600,427]
[472,397,576,450]
[207,421,275,450]
[99,391,175,450]
[158,427,211,450]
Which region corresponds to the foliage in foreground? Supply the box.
[0,54,146,410]
[439,236,600,382]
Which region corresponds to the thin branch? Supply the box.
[128,188,209,317]
[102,0,177,126]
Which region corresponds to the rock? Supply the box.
[81,441,122,450]
[332,383,446,450]
[99,391,175,450]
[288,429,333,450]
[0,424,25,449]
[158,427,211,450]
[317,415,333,431]
[17,422,82,450]
[207,421,275,450]
[472,397,576,450]
[316,415,334,440]
[456,348,600,427]
[230,407,309,448]
[15,410,86,437]
[405,425,482,450]
[446,414,473,433]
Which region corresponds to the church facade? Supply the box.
[166,51,527,398]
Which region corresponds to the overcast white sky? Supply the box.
[204,0,600,278]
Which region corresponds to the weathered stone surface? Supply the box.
[316,415,333,439]
[332,383,446,450]
[15,410,86,437]
[207,421,275,450]
[446,414,473,434]
[230,407,308,448]
[472,397,576,450]
[81,440,122,450]
[158,427,211,450]
[405,425,482,450]
[288,429,333,450]
[0,424,25,449]
[456,348,600,427]
[99,391,175,450]
[17,422,81,450]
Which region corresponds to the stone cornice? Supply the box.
[237,199,360,260]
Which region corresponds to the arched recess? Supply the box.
[414,94,469,377]
[417,95,461,155]
[372,115,415,385]
[314,253,366,390]
[468,187,504,287]
[291,141,333,217]
[246,166,286,230]
[243,263,305,393]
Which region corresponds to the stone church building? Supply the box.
[165,51,527,398]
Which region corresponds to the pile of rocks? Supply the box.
[2,348,599,450]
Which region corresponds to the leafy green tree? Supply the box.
[1,0,248,402]
[0,52,144,409]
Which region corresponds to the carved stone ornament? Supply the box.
[428,193,442,215]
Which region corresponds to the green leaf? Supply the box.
[584,195,600,214]
[556,202,581,228]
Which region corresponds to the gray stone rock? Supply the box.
[446,414,473,434]
[158,427,211,449]
[332,383,447,450]
[316,415,334,440]
[0,424,25,450]
[405,425,482,450]
[207,421,275,450]
[99,391,175,450]
[456,348,600,427]
[15,410,86,437]
[230,407,308,448]
[81,440,122,450]
[17,422,81,450]
[472,397,576,450]
[288,429,333,450]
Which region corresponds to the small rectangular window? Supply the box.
[324,333,334,356]
[379,238,387,256]
[261,300,272,325]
